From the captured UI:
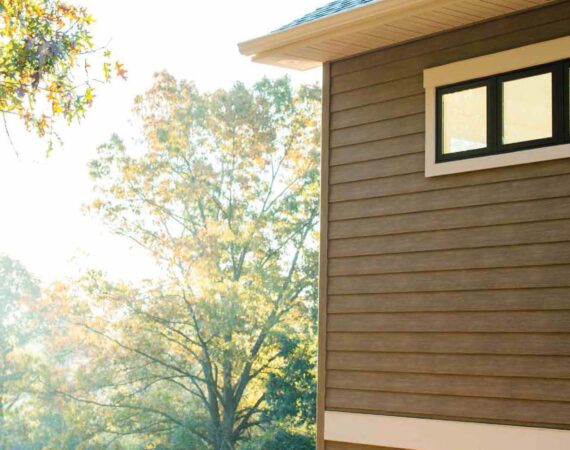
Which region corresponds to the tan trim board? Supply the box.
[317,62,331,450]
[324,411,570,450]
[423,35,570,88]
[424,35,570,177]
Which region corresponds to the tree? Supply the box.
[0,255,40,447]
[244,338,317,449]
[41,73,321,449]
[245,281,318,449]
[0,0,125,144]
[0,258,89,450]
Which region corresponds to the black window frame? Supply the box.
[562,59,570,142]
[436,59,570,163]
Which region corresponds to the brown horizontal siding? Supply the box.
[327,311,570,333]
[329,174,570,220]
[327,371,570,402]
[326,389,570,428]
[330,159,570,202]
[330,133,424,166]
[328,288,570,313]
[331,75,423,112]
[329,196,570,239]
[327,352,570,379]
[322,1,570,434]
[330,153,423,184]
[329,242,570,276]
[331,94,425,130]
[330,114,425,148]
[329,219,570,257]
[328,266,570,295]
[327,333,570,355]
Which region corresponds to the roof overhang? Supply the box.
[238,0,556,70]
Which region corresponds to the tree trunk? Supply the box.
[213,423,235,450]
[210,397,237,450]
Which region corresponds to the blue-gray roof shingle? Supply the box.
[275,0,375,32]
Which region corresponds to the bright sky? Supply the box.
[0,0,324,284]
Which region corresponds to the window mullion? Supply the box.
[561,60,570,142]
[553,61,565,145]
[489,77,499,154]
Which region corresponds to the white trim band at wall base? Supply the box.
[324,411,570,450]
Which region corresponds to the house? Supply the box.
[239,1,570,449]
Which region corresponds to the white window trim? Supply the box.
[424,35,570,177]
[324,411,570,450]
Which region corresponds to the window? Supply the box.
[440,82,489,156]
[501,70,553,146]
[436,60,569,163]
[425,36,570,177]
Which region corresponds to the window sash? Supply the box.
[436,78,493,162]
[498,64,558,152]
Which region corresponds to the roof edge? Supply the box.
[238,0,556,70]
[238,0,388,57]
[238,0,468,68]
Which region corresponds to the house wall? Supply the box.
[318,1,570,448]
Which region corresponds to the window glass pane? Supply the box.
[442,86,487,154]
[502,72,552,145]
